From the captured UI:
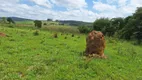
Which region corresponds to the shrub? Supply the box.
[61,33,63,35]
[34,20,42,28]
[43,23,47,25]
[33,30,39,36]
[53,33,58,38]
[8,24,14,28]
[7,17,15,24]
[78,26,92,33]
[64,36,67,39]
[71,34,74,37]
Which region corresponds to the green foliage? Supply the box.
[105,17,125,36]
[93,17,124,36]
[34,20,42,28]
[58,20,93,27]
[111,17,124,30]
[42,25,79,33]
[43,23,47,25]
[132,26,142,44]
[118,7,142,44]
[124,16,133,24]
[47,18,53,21]
[8,24,14,28]
[0,26,142,80]
[93,7,142,44]
[0,17,7,23]
[78,26,92,33]
[33,30,39,36]
[93,18,110,31]
[7,17,15,24]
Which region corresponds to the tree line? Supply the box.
[0,17,15,24]
[78,7,142,44]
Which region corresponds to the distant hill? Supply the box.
[0,17,33,21]
[58,20,93,27]
[0,17,93,27]
[10,17,33,21]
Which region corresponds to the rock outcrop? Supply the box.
[85,30,106,58]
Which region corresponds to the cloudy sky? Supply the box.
[0,0,142,22]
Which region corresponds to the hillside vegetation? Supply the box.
[0,25,142,80]
[0,7,142,80]
[93,7,142,44]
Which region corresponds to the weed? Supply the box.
[33,30,39,36]
[64,36,67,39]
[53,33,58,38]
[71,34,74,37]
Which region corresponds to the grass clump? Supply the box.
[33,30,39,36]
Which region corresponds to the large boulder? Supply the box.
[85,30,106,58]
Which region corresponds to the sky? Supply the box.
[0,0,142,22]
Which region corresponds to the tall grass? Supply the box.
[0,21,142,80]
[0,26,142,80]
[1,21,80,34]
[42,25,79,33]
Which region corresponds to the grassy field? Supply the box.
[0,24,142,80]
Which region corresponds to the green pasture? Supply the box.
[0,23,142,80]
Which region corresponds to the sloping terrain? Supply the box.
[0,26,142,80]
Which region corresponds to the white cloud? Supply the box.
[0,0,142,22]
[118,0,128,6]
[92,0,142,19]
[0,0,95,22]
[0,0,19,3]
[106,0,128,6]
[130,0,142,7]
[57,9,99,22]
[106,0,117,4]
[30,0,52,8]
[93,1,116,11]
[51,0,87,9]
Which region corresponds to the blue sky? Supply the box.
[0,0,142,22]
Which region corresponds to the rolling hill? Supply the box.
[0,17,33,21]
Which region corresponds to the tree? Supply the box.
[133,26,142,44]
[119,7,142,43]
[93,18,110,32]
[55,20,59,22]
[92,7,142,44]
[93,18,115,36]
[124,16,133,24]
[119,18,136,40]
[7,17,15,24]
[34,20,42,28]
[47,18,52,21]
[1,17,7,23]
[111,17,124,30]
[132,7,142,44]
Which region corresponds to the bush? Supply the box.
[78,26,92,33]
[93,18,110,31]
[43,23,47,25]
[8,24,14,28]
[34,20,42,28]
[33,30,39,36]
[53,33,58,38]
[64,36,67,39]
[71,34,74,37]
[7,17,15,24]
